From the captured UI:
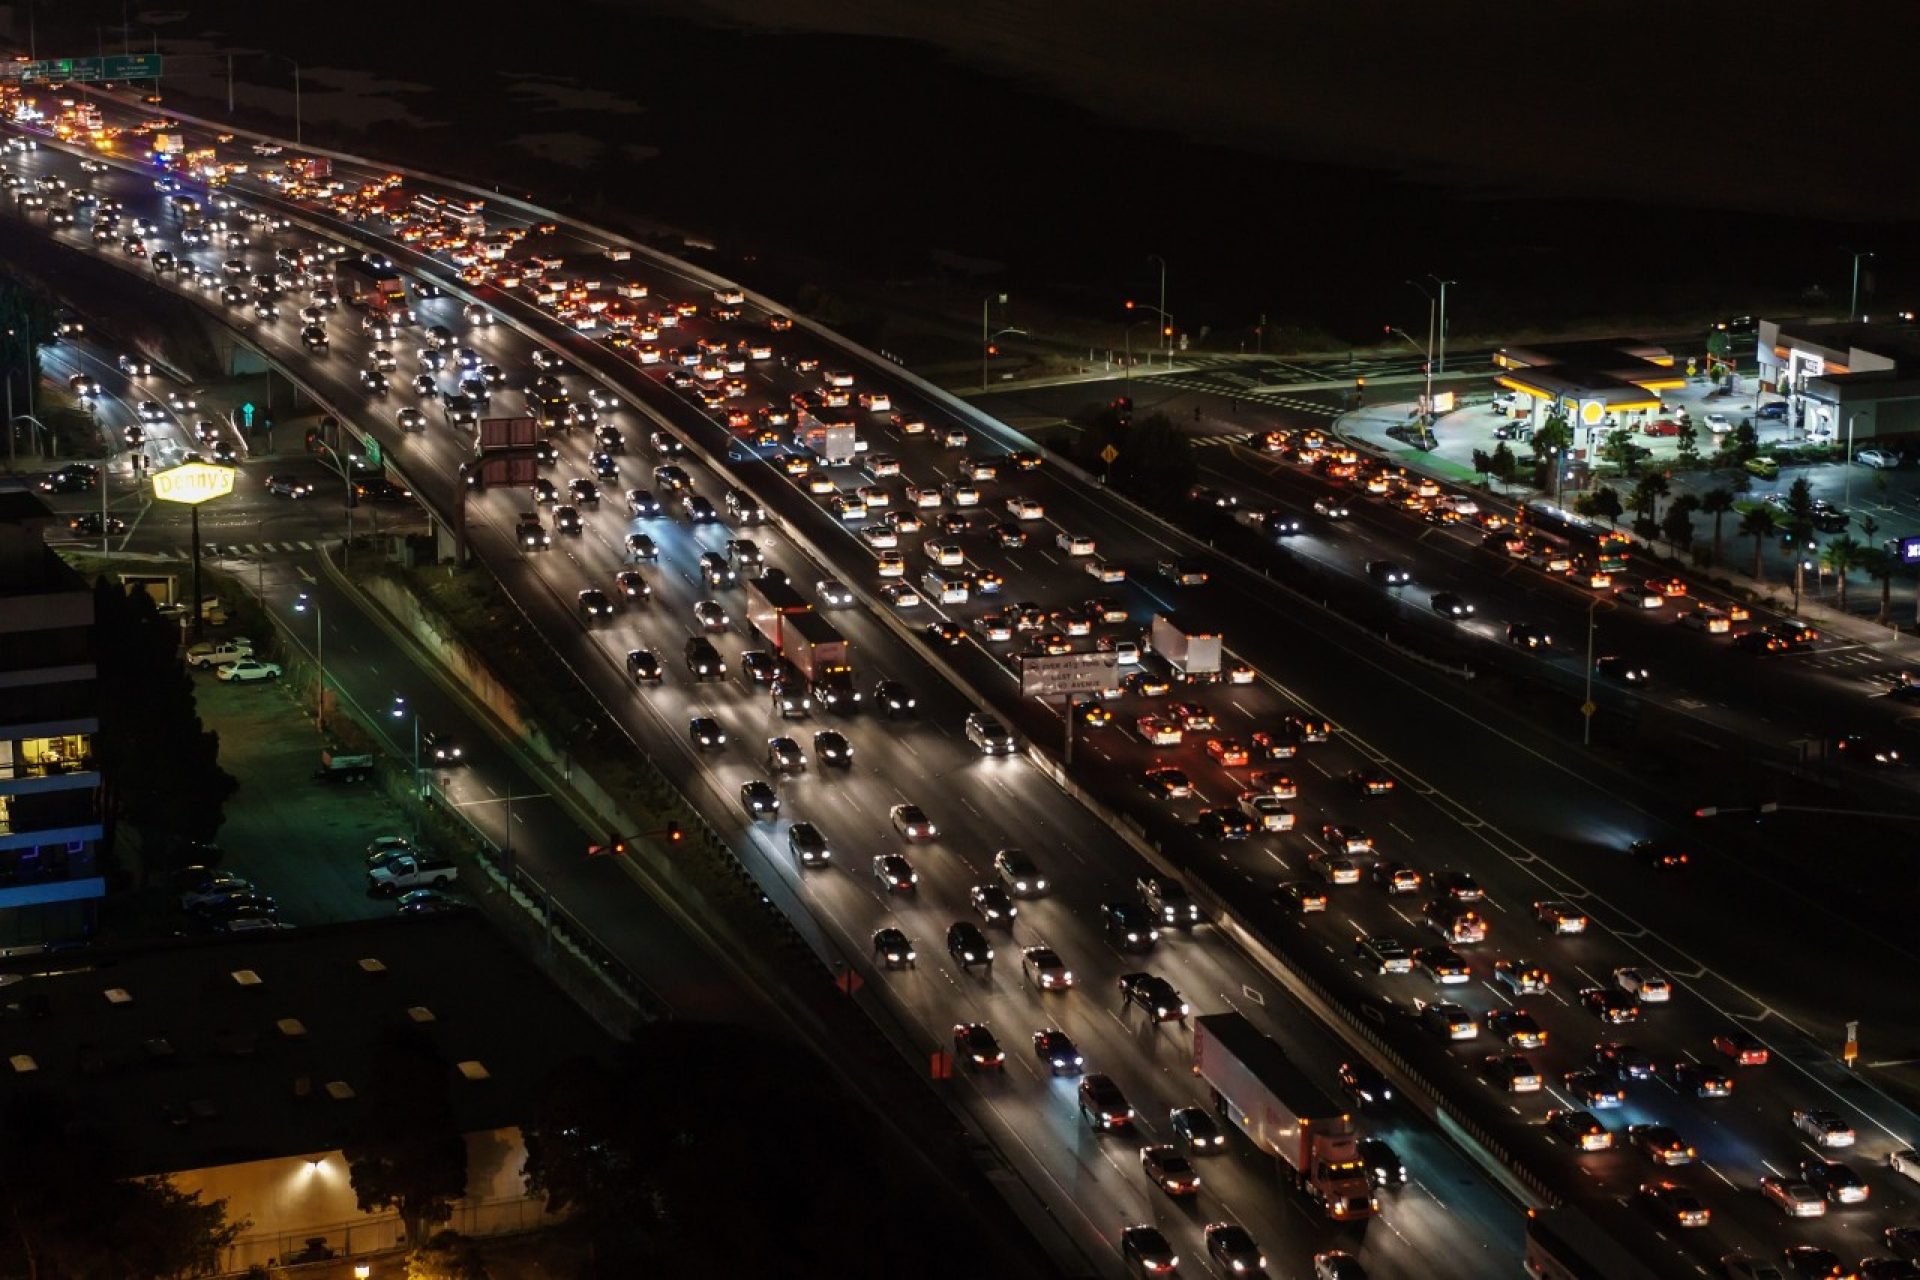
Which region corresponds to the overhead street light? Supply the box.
[981,293,1008,392]
[1850,250,1874,322]
[293,591,326,732]
[1147,255,1169,365]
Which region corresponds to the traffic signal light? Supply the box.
[986,344,998,356]
[588,833,628,857]
[1162,325,1173,338]
[665,821,683,843]
[1124,299,1136,311]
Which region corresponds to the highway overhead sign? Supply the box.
[1019,651,1119,698]
[7,54,163,83]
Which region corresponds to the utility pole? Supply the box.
[1431,276,1455,373]
[981,293,1006,392]
[1851,251,1874,322]
[1582,599,1599,747]
[1149,255,1168,366]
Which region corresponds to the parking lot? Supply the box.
[185,674,407,930]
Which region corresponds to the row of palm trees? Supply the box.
[1583,481,1907,621]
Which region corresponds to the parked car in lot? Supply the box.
[216,658,283,683]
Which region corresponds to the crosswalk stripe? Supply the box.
[298,540,315,550]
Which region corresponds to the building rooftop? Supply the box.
[0,914,615,1176]
[1772,318,1920,367]
[0,490,85,598]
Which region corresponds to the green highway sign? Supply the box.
[11,54,163,84]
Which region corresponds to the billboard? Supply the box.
[152,462,237,505]
[1019,651,1119,698]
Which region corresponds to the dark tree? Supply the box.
[1739,507,1777,580]
[0,273,59,422]
[1661,493,1700,550]
[521,1055,659,1266]
[1784,477,1815,524]
[1529,409,1573,459]
[1575,486,1623,526]
[1598,427,1639,475]
[1489,441,1519,488]
[89,580,239,881]
[525,1023,991,1279]
[0,1090,245,1279]
[1072,406,1198,508]
[345,1027,468,1249]
[1699,487,1736,565]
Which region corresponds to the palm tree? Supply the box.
[1700,488,1735,566]
[1628,473,1669,521]
[1862,547,1900,623]
[1739,507,1777,581]
[1822,534,1863,612]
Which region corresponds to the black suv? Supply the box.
[946,921,994,970]
[684,637,725,682]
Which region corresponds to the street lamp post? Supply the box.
[5,318,32,469]
[1122,319,1153,407]
[221,52,302,144]
[1148,255,1168,365]
[981,292,1006,392]
[1583,598,1600,747]
[391,694,424,816]
[311,436,356,566]
[1851,250,1874,322]
[1407,280,1437,430]
[1431,276,1455,373]
[1125,300,1174,372]
[293,592,325,733]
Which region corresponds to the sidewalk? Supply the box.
[1335,399,1920,662]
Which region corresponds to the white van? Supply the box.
[923,569,969,605]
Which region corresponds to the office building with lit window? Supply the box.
[0,491,105,942]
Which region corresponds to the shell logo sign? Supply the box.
[1580,401,1606,425]
[152,461,237,505]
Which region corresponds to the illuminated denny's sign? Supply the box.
[152,461,237,505]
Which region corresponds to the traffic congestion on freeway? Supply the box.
[10,84,1920,1280]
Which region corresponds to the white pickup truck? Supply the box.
[366,853,458,894]
[185,637,254,668]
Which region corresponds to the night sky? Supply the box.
[677,0,1920,222]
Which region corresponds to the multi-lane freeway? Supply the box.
[12,86,1920,1278]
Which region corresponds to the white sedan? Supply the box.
[880,582,922,609]
[817,579,854,607]
[1006,496,1046,520]
[1706,413,1733,434]
[216,658,283,683]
